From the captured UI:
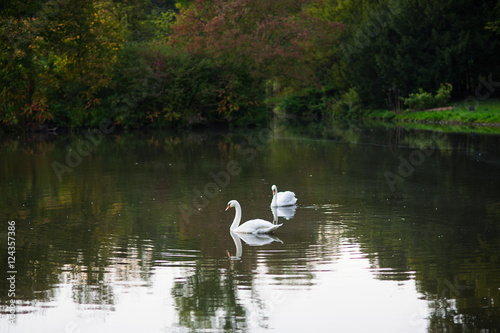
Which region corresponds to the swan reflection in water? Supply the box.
[227,231,283,260]
[271,205,296,221]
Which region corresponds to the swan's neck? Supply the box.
[230,202,242,230]
[271,192,277,206]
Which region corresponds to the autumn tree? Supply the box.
[169,0,341,86]
[0,0,124,128]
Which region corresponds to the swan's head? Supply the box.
[271,185,277,196]
[225,200,237,211]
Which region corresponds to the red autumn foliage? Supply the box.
[169,0,342,85]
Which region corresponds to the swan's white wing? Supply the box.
[276,191,297,206]
[255,223,283,234]
[234,219,282,234]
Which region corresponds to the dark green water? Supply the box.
[1,123,499,332]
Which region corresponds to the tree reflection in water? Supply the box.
[0,126,499,332]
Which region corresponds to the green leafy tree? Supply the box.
[36,0,124,126]
[1,3,43,126]
[341,0,500,106]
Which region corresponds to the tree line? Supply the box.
[1,0,499,131]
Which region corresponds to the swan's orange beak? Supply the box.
[225,204,231,211]
[272,190,276,195]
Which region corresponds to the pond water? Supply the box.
[0,122,499,332]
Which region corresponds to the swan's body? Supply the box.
[270,185,297,207]
[226,200,282,234]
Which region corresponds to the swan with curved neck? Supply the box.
[271,185,297,207]
[225,200,282,234]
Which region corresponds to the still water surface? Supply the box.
[0,123,499,332]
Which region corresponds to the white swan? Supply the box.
[225,200,282,234]
[270,185,297,207]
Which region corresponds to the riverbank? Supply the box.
[2,96,499,137]
[366,98,500,127]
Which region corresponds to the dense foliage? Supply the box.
[1,0,499,130]
[402,83,453,110]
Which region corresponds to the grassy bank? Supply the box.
[367,98,500,126]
